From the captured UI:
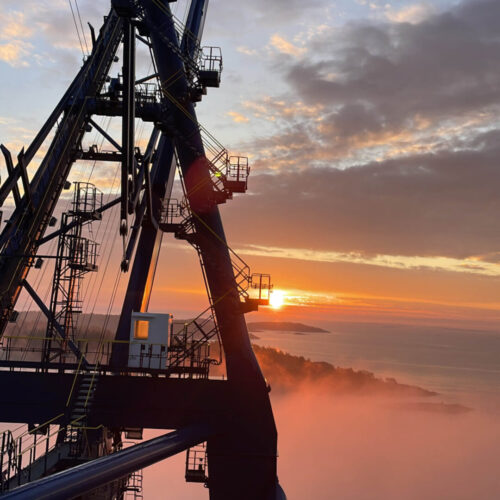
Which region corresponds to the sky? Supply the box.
[1,0,500,329]
[3,2,500,499]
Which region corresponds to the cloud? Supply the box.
[215,0,500,262]
[385,2,436,24]
[269,34,307,57]
[235,0,326,25]
[243,96,323,122]
[0,41,32,67]
[0,5,70,70]
[0,1,105,71]
[226,111,250,123]
[224,129,500,259]
[236,46,258,57]
[221,1,500,176]
[286,0,500,131]
[236,244,500,277]
[244,0,500,170]
[0,11,33,40]
[0,8,34,67]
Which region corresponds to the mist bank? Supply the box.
[272,391,500,500]
[5,312,477,412]
[252,345,436,397]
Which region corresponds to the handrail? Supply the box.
[1,425,213,500]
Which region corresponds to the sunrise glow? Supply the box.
[269,290,285,309]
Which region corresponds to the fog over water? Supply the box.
[143,320,500,499]
[252,321,500,412]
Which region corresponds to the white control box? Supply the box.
[128,312,172,369]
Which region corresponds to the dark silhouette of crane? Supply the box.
[0,1,285,498]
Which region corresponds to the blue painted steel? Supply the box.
[89,118,122,151]
[144,0,266,387]
[121,19,136,227]
[110,1,208,366]
[182,0,208,54]
[110,134,175,367]
[2,425,212,500]
[142,2,278,498]
[22,279,87,367]
[0,10,123,336]
[0,2,283,497]
[0,146,20,207]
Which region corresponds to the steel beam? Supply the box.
[88,118,123,151]
[0,11,123,337]
[122,19,136,228]
[0,146,21,208]
[17,149,33,211]
[142,2,278,498]
[0,371,232,429]
[110,134,176,366]
[2,425,213,500]
[22,279,87,367]
[37,197,121,246]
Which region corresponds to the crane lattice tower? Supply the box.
[0,1,285,499]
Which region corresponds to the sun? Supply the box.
[269,290,285,309]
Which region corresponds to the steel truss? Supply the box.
[0,1,283,499]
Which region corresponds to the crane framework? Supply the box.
[0,1,285,498]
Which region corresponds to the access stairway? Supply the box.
[160,198,271,313]
[160,194,272,379]
[172,127,250,206]
[137,8,223,103]
[69,372,99,426]
[168,314,217,378]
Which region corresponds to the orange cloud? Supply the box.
[269,34,306,57]
[236,244,500,277]
[227,111,250,123]
[0,11,33,41]
[0,41,32,67]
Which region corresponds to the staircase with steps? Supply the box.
[162,206,271,313]
[168,313,218,378]
[158,191,272,377]
[0,371,105,492]
[140,9,222,102]
[69,371,99,426]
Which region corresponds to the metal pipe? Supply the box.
[2,425,212,500]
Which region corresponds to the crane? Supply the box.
[0,1,285,498]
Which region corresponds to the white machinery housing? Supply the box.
[128,312,172,369]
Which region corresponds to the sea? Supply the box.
[250,320,500,413]
[140,319,500,499]
[2,318,499,498]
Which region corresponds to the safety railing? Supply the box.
[160,194,270,311]
[0,414,65,492]
[0,333,221,377]
[168,313,219,377]
[71,182,103,217]
[185,442,208,484]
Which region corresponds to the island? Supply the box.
[247,322,329,333]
